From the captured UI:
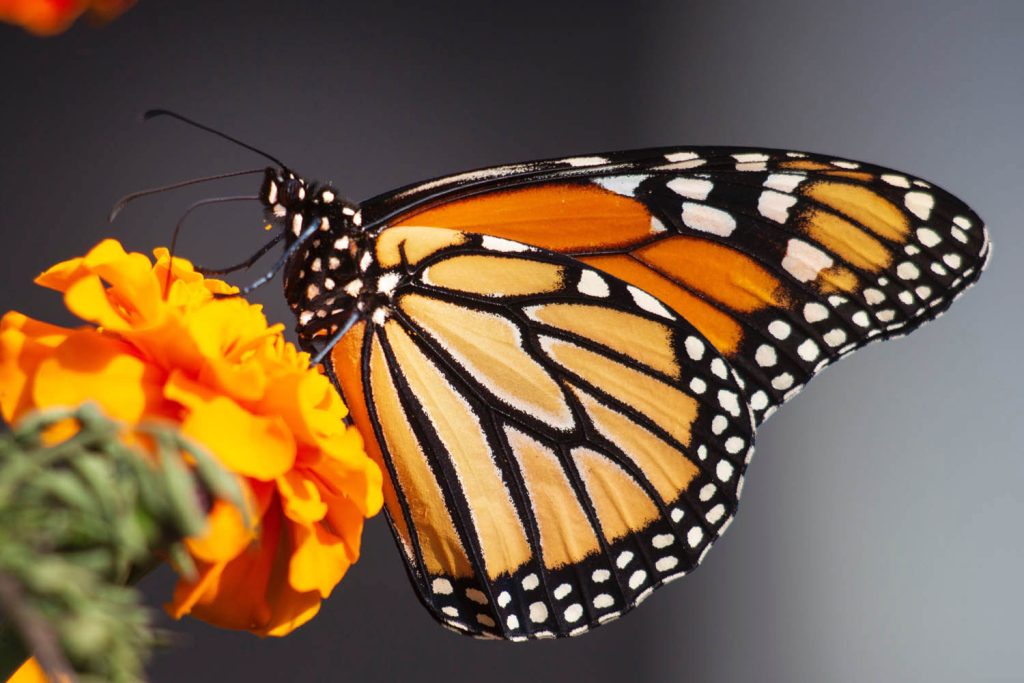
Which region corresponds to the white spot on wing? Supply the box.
[529,602,548,623]
[905,191,934,220]
[664,151,700,163]
[763,173,804,193]
[916,227,941,247]
[716,460,735,481]
[667,177,713,201]
[755,344,777,367]
[681,202,736,236]
[616,551,633,568]
[481,235,530,252]
[564,156,609,167]
[732,152,770,171]
[803,302,829,322]
[768,320,791,339]
[718,389,741,417]
[684,336,705,361]
[797,338,820,361]
[881,174,910,188]
[432,578,453,595]
[628,286,674,319]
[824,328,847,347]
[782,238,834,283]
[577,270,610,297]
[593,175,647,197]
[652,533,674,549]
[564,604,584,623]
[896,262,920,280]
[758,190,798,224]
[706,504,726,524]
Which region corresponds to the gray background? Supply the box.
[1,2,1021,681]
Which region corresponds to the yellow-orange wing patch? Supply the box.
[331,226,754,640]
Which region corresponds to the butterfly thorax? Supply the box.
[259,167,372,342]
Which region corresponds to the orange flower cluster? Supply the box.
[0,0,134,35]
[0,239,383,636]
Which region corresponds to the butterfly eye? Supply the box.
[284,178,304,202]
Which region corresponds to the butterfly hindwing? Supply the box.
[331,228,754,639]
[363,147,990,424]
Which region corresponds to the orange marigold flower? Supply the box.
[0,0,134,35]
[0,239,383,637]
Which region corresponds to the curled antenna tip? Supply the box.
[136,109,287,168]
[108,199,128,223]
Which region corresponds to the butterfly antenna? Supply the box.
[144,109,288,169]
[164,194,259,295]
[108,168,265,222]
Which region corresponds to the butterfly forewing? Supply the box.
[364,147,990,424]
[331,228,754,639]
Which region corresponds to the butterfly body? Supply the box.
[254,147,989,640]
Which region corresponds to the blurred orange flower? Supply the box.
[0,239,383,637]
[5,658,45,683]
[0,0,134,35]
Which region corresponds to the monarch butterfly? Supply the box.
[152,114,989,640]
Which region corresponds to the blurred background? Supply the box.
[1,1,1022,681]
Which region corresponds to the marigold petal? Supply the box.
[168,373,295,480]
[259,589,322,637]
[0,312,70,423]
[61,274,130,331]
[153,248,237,298]
[313,434,384,518]
[35,253,89,291]
[33,330,168,423]
[278,469,327,524]
[167,559,229,620]
[184,498,256,563]
[288,520,352,596]
[170,502,283,631]
[322,491,368,564]
[5,656,47,683]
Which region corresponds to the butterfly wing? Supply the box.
[330,228,754,639]
[361,147,990,423]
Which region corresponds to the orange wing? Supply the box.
[362,148,990,423]
[331,228,753,639]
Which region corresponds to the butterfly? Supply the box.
[221,138,988,641]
